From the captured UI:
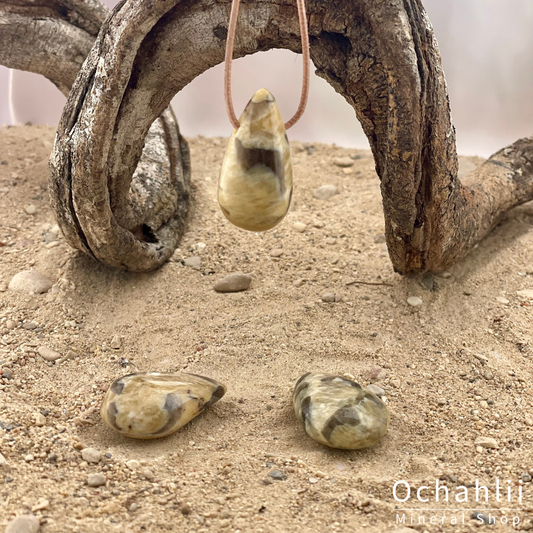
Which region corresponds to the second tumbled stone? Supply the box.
[293,372,389,450]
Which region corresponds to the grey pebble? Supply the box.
[37,346,61,362]
[214,272,252,293]
[42,232,58,244]
[421,274,434,291]
[8,271,53,294]
[22,322,38,331]
[184,256,202,270]
[332,157,354,168]
[2,369,13,380]
[268,470,286,481]
[321,293,342,303]
[81,448,101,464]
[313,185,339,201]
[522,472,532,482]
[366,384,385,397]
[373,234,386,244]
[5,514,40,533]
[87,473,106,487]
[471,512,494,525]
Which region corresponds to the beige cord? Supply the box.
[224,0,310,131]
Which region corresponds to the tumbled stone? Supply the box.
[218,89,292,232]
[8,271,53,294]
[100,372,226,439]
[407,296,423,307]
[214,272,252,293]
[184,256,202,270]
[81,448,101,464]
[293,373,389,450]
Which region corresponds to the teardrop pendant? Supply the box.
[218,89,293,232]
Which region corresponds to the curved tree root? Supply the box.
[0,0,190,271]
[3,0,532,273]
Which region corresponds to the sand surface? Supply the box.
[0,125,532,533]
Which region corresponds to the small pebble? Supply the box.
[9,271,53,294]
[194,242,206,253]
[110,335,122,350]
[369,368,388,382]
[496,296,509,304]
[292,222,307,233]
[407,296,423,308]
[2,369,13,380]
[179,503,192,515]
[262,477,274,485]
[140,468,155,481]
[293,278,305,288]
[325,238,336,245]
[31,499,49,512]
[308,477,318,484]
[313,220,325,228]
[270,249,283,258]
[5,514,40,533]
[6,320,16,330]
[0,452,9,466]
[214,272,252,293]
[0,282,7,292]
[313,185,339,201]
[471,512,494,525]
[522,473,532,483]
[87,473,106,487]
[332,157,354,168]
[517,290,533,299]
[183,256,202,270]
[24,454,35,462]
[474,436,498,449]
[25,205,37,215]
[126,460,141,471]
[81,448,101,464]
[268,470,286,481]
[366,384,385,397]
[37,346,61,362]
[421,274,434,291]
[321,293,342,303]
[33,413,46,427]
[373,234,386,244]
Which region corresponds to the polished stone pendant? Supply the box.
[100,372,226,439]
[218,88,293,232]
[293,373,390,450]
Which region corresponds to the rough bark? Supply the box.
[0,0,191,271]
[4,0,533,273]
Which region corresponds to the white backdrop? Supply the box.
[1,0,533,157]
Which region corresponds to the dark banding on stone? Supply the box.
[320,375,361,389]
[203,385,226,409]
[235,138,284,191]
[363,391,384,406]
[106,402,121,430]
[110,379,125,395]
[300,395,312,423]
[321,407,361,442]
[153,393,184,435]
[293,375,311,399]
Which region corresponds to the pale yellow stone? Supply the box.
[100,372,226,439]
[218,89,292,232]
[293,373,389,450]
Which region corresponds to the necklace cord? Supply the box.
[224,0,310,131]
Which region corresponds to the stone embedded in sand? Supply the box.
[218,89,293,232]
[293,373,390,450]
[214,272,252,293]
[100,372,226,439]
[332,157,354,168]
[8,270,53,294]
[37,346,61,362]
[5,514,40,533]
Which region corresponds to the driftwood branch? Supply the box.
[0,0,191,271]
[2,0,532,273]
